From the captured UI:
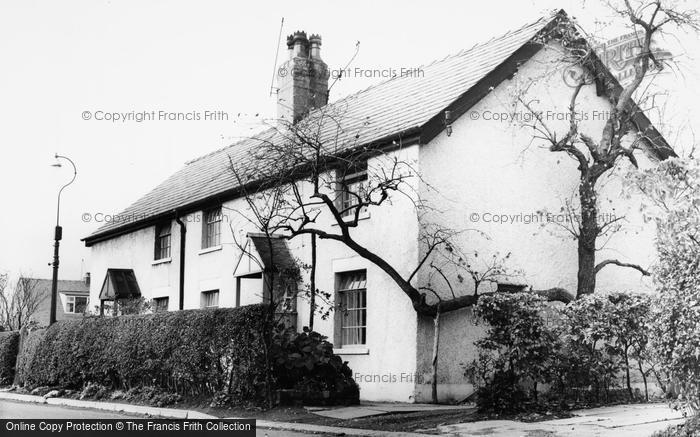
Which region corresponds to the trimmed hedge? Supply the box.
[15,328,46,386]
[0,331,20,385]
[18,305,269,405]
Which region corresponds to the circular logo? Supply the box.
[562,65,595,88]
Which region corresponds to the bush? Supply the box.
[652,414,700,437]
[18,305,269,406]
[0,331,20,385]
[271,325,359,404]
[628,157,700,409]
[15,328,46,386]
[466,291,657,412]
[466,293,559,412]
[557,292,656,402]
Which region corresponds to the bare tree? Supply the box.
[0,276,46,331]
[514,1,697,297]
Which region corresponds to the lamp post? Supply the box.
[50,154,77,325]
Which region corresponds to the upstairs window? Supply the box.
[201,290,219,309]
[339,164,368,218]
[338,270,367,346]
[154,222,171,260]
[65,295,88,314]
[202,207,222,248]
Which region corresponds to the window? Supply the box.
[153,297,169,312]
[154,222,171,260]
[202,207,222,248]
[338,270,367,346]
[339,166,368,218]
[201,290,219,308]
[65,295,88,314]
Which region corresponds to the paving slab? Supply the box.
[0,392,214,420]
[256,419,437,436]
[308,402,476,419]
[311,407,390,419]
[437,403,686,437]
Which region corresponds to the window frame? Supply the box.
[336,270,367,346]
[153,297,169,313]
[65,295,88,314]
[201,290,220,309]
[337,163,369,219]
[154,222,172,260]
[202,207,222,249]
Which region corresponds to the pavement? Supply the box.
[0,400,314,437]
[0,391,433,436]
[438,403,687,436]
[0,390,688,437]
[306,402,475,419]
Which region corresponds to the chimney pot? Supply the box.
[277,29,329,124]
[292,31,309,57]
[309,34,322,60]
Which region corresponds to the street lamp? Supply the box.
[50,154,77,325]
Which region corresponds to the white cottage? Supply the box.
[83,11,673,402]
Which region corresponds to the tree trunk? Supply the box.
[624,350,633,399]
[309,234,317,330]
[637,360,649,401]
[431,307,441,404]
[577,176,598,298]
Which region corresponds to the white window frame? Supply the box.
[153,297,169,312]
[65,295,88,314]
[202,207,222,249]
[338,270,367,346]
[154,222,172,260]
[201,290,219,309]
[340,170,368,218]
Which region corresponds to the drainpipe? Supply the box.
[175,211,186,310]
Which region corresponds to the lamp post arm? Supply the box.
[55,154,77,227]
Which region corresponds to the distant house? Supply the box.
[82,11,672,402]
[29,277,90,325]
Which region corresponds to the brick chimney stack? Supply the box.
[277,31,329,124]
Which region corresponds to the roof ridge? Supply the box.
[182,13,552,168]
[323,14,551,105]
[22,277,84,282]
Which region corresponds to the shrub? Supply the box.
[558,293,656,402]
[466,293,559,412]
[652,414,700,437]
[467,291,657,412]
[18,305,269,406]
[628,157,700,409]
[271,325,359,404]
[15,328,46,386]
[0,331,20,385]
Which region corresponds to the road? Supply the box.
[0,401,319,436]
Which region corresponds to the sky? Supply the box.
[1,0,698,282]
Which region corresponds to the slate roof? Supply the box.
[31,279,90,295]
[83,10,672,245]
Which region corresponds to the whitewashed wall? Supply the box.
[413,42,658,402]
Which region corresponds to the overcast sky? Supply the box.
[1,0,698,282]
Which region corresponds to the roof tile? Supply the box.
[86,15,550,241]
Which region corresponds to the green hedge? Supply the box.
[0,331,20,385]
[18,305,269,404]
[15,328,46,386]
